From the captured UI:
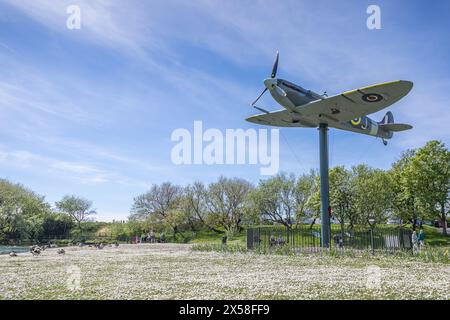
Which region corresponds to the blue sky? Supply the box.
[0,0,449,221]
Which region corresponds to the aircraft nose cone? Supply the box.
[264,78,286,97]
[263,78,278,89]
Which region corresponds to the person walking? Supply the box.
[418,228,425,249]
[411,229,419,254]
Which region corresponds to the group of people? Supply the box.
[411,228,425,254]
[137,231,166,244]
[269,234,286,247]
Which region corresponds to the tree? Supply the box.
[409,141,450,235]
[182,182,223,233]
[131,182,183,238]
[351,165,394,226]
[305,174,321,229]
[55,195,96,235]
[0,179,51,243]
[329,166,353,233]
[390,149,421,227]
[294,170,317,224]
[205,176,252,236]
[41,213,74,239]
[248,173,298,229]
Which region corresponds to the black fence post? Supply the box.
[247,228,254,250]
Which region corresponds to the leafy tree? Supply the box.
[55,195,96,235]
[131,182,184,238]
[294,170,317,224]
[109,221,134,241]
[41,213,74,239]
[305,174,321,229]
[351,165,394,226]
[409,141,450,234]
[0,179,51,243]
[329,166,353,233]
[205,176,252,236]
[248,173,298,229]
[390,149,421,227]
[181,182,223,233]
[131,182,181,219]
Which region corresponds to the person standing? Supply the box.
[150,230,155,243]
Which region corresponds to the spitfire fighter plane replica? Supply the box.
[246,52,413,145]
[246,52,413,247]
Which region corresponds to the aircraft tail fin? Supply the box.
[379,111,394,125]
[378,111,395,145]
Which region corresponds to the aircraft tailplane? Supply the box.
[378,111,412,144]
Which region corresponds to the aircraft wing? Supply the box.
[246,109,316,127]
[246,80,413,127]
[296,80,413,123]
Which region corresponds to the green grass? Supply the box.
[192,242,449,264]
[176,229,246,245]
[179,224,449,247]
[191,243,248,253]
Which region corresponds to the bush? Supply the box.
[416,247,449,263]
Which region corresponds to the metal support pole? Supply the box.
[319,123,330,248]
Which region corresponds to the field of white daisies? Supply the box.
[0,244,449,300]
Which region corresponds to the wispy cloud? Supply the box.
[0,146,149,187]
[0,0,449,220]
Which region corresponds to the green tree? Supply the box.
[206,176,253,237]
[351,165,394,226]
[390,149,421,227]
[305,174,321,229]
[248,173,299,229]
[55,195,96,236]
[182,182,224,234]
[131,182,183,238]
[0,179,50,243]
[294,170,317,224]
[41,212,74,239]
[329,166,353,233]
[409,140,450,235]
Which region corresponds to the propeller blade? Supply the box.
[251,88,267,106]
[271,51,279,78]
[253,106,270,114]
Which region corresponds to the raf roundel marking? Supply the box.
[351,117,361,126]
[362,93,383,103]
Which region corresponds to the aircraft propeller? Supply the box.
[271,51,279,78]
[251,51,281,107]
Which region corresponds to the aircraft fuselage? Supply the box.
[265,78,392,140]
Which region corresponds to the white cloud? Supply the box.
[0,146,149,187]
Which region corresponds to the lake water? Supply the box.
[0,246,29,255]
